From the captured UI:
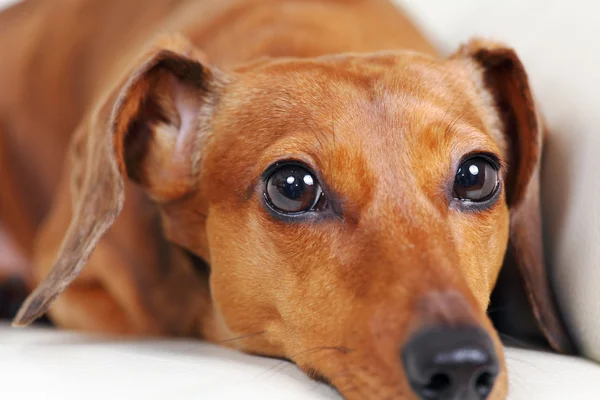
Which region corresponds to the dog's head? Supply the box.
[15,35,572,399]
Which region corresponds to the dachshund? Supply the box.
[0,0,573,399]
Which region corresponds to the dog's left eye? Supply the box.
[265,165,323,214]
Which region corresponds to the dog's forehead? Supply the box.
[222,52,490,145]
[232,52,465,103]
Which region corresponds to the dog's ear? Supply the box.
[13,34,229,327]
[453,39,574,353]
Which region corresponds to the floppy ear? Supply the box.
[455,40,574,354]
[13,34,229,327]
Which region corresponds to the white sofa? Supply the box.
[1,0,599,399]
[0,324,599,400]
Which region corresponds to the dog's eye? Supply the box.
[265,165,322,213]
[453,157,499,202]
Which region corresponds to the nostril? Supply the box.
[427,373,452,392]
[474,370,496,398]
[402,327,499,400]
[422,372,452,399]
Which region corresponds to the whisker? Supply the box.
[304,110,337,173]
[486,306,511,314]
[444,105,476,137]
[193,210,208,220]
[256,345,354,381]
[257,359,298,378]
[504,353,546,374]
[289,345,353,359]
[497,332,537,349]
[300,116,326,153]
[218,330,266,343]
[442,89,466,124]
[439,86,469,134]
[330,113,337,151]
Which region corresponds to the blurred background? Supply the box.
[0,0,26,275]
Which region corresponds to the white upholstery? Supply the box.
[1,325,600,400]
[399,0,600,363]
[1,0,599,399]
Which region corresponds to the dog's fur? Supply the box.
[0,0,573,398]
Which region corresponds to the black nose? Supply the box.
[401,327,499,400]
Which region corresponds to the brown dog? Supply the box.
[0,0,573,398]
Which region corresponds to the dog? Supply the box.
[0,0,574,398]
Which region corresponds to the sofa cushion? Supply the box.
[1,325,599,400]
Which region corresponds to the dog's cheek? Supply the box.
[205,208,289,347]
[486,206,511,287]
[450,204,510,309]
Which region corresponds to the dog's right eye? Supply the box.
[453,156,500,203]
[265,165,323,214]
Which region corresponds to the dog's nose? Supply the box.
[401,327,499,400]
